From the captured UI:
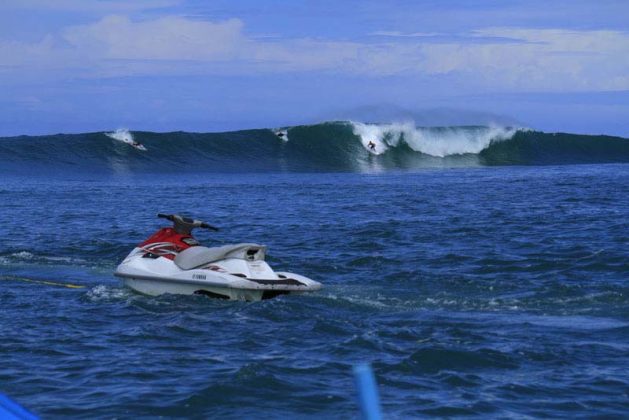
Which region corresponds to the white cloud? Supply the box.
[2,0,179,12]
[370,31,444,38]
[2,15,629,91]
[0,34,74,68]
[63,15,246,61]
[419,28,629,90]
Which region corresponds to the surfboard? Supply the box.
[130,143,147,151]
[105,130,148,151]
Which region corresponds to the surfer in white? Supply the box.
[368,140,376,151]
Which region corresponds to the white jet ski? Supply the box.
[114,214,322,301]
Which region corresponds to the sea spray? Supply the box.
[105,128,135,145]
[351,121,520,157]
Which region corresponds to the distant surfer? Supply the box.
[106,129,147,151]
[368,141,376,151]
[134,142,147,151]
[128,140,147,151]
[274,129,289,142]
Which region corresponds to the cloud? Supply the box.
[2,0,179,12]
[0,35,74,68]
[419,28,629,90]
[63,15,246,61]
[371,31,444,38]
[2,15,629,92]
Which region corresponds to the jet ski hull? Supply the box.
[116,272,319,301]
[121,277,278,300]
[114,246,321,301]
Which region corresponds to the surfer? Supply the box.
[105,129,147,151]
[132,141,147,150]
[368,141,376,151]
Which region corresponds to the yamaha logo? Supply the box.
[182,237,199,246]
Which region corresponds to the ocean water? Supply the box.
[1,123,628,418]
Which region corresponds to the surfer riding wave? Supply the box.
[105,129,147,151]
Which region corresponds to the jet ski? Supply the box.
[114,214,322,301]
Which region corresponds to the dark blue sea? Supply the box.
[1,123,628,418]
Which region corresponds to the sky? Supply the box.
[1,0,629,136]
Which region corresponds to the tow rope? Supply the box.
[1,275,85,289]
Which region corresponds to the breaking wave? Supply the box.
[105,128,135,144]
[0,121,628,174]
[351,121,519,157]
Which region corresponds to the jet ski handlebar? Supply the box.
[157,213,219,234]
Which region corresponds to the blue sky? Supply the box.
[1,0,629,136]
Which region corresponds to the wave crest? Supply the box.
[351,121,520,157]
[105,128,135,144]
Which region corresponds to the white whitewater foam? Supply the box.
[12,251,35,259]
[0,251,91,266]
[0,251,34,264]
[351,121,520,157]
[86,285,132,301]
[106,128,135,144]
[105,128,147,150]
[274,129,289,142]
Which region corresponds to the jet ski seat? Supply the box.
[174,243,267,270]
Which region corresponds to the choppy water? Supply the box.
[1,163,628,418]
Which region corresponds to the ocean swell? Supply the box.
[0,121,628,175]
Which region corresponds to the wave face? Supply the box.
[1,122,628,174]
